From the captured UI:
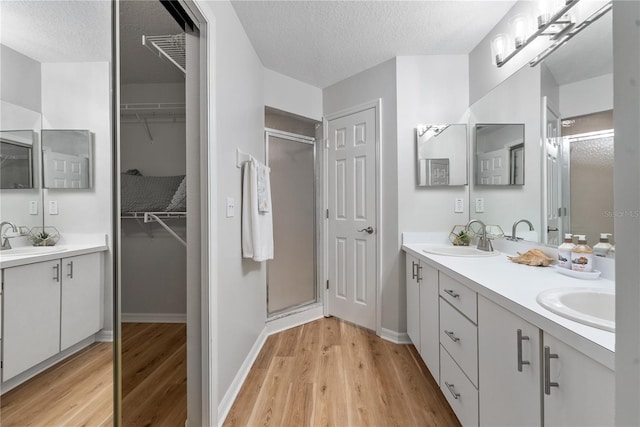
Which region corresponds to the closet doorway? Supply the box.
[117,1,206,424]
[265,108,321,318]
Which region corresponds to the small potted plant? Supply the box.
[28,227,60,246]
[449,225,475,246]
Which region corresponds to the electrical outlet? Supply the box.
[454,198,464,213]
[475,198,485,213]
[29,200,38,215]
[226,197,235,218]
[48,200,59,215]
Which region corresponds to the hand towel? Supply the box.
[257,163,271,213]
[242,158,274,261]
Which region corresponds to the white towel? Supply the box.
[242,158,274,261]
[257,163,271,213]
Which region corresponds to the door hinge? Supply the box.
[326,280,329,290]
[326,209,329,219]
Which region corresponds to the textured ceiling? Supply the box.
[119,0,185,84]
[543,12,612,86]
[0,0,111,63]
[231,0,517,88]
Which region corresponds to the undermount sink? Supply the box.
[537,287,615,332]
[0,246,67,258]
[422,245,501,257]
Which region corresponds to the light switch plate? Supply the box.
[454,198,464,213]
[475,198,485,213]
[29,200,38,215]
[226,197,235,218]
[48,200,59,215]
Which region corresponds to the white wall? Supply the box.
[1,44,41,112]
[264,68,322,121]
[40,61,113,331]
[323,58,399,333]
[396,56,470,233]
[469,65,542,235]
[195,0,267,408]
[560,73,613,118]
[613,1,640,424]
[120,83,186,318]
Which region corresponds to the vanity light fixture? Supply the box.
[491,0,609,68]
[417,124,449,138]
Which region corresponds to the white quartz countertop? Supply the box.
[0,242,108,269]
[402,242,615,370]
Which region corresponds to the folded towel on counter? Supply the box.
[242,158,273,262]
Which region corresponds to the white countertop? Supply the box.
[0,238,108,269]
[402,240,615,370]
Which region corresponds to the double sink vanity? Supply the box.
[403,233,614,426]
[0,240,107,391]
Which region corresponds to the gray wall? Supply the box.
[613,1,640,424]
[0,44,41,112]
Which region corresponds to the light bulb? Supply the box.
[491,34,510,66]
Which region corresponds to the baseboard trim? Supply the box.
[266,305,324,335]
[217,327,268,427]
[95,329,114,342]
[380,327,412,345]
[121,313,187,323]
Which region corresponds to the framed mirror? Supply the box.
[0,130,35,189]
[475,123,525,186]
[42,129,92,189]
[416,124,467,186]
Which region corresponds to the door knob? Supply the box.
[358,226,374,234]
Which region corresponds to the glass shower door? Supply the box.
[266,131,316,316]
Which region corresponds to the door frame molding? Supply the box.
[322,98,382,336]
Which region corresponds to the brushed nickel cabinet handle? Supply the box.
[444,289,460,299]
[544,346,559,395]
[444,330,460,342]
[416,265,423,282]
[412,261,417,280]
[517,329,531,372]
[67,261,74,279]
[53,264,60,282]
[444,381,461,399]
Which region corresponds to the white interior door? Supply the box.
[326,107,377,330]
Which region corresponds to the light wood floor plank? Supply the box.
[223,317,461,427]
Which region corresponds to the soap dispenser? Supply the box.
[557,233,575,269]
[571,235,593,272]
[594,233,613,257]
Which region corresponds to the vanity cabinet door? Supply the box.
[3,260,62,381]
[543,332,614,426]
[60,253,102,351]
[406,253,420,348]
[419,263,439,381]
[478,296,540,426]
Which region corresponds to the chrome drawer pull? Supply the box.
[444,289,460,298]
[67,261,74,279]
[416,265,423,282]
[53,264,60,282]
[445,381,461,399]
[444,330,460,342]
[411,261,417,280]
[544,346,559,395]
[517,329,531,372]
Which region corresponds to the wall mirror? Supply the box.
[475,123,525,186]
[416,124,468,186]
[1,130,35,189]
[42,129,92,189]
[468,9,612,246]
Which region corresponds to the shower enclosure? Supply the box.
[265,128,317,316]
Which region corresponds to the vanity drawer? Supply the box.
[440,297,478,387]
[440,344,479,427]
[439,273,477,323]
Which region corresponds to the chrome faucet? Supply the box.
[0,221,18,250]
[508,219,534,241]
[466,219,493,252]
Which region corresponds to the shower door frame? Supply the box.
[264,128,320,319]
